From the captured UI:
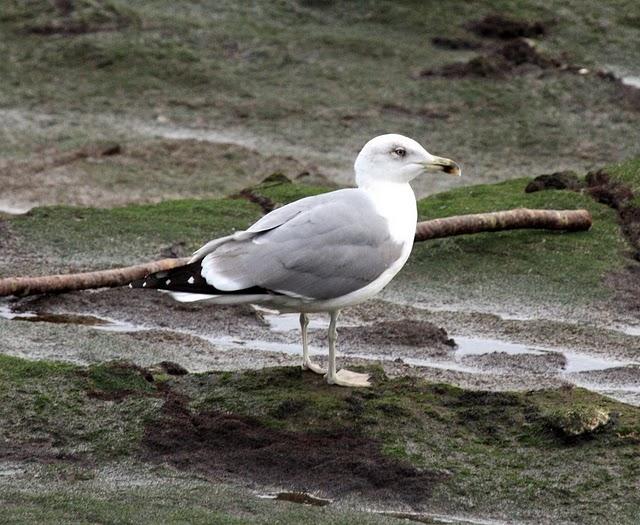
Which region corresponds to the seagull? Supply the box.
[132,134,460,387]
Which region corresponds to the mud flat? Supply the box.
[2,288,639,408]
[0,343,639,524]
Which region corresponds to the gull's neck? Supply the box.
[359,180,417,244]
[358,180,416,208]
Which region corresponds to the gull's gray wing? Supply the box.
[200,188,404,300]
[189,192,336,262]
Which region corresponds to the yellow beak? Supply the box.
[422,155,462,177]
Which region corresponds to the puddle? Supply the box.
[453,336,545,357]
[2,303,635,377]
[621,76,640,89]
[616,324,640,337]
[257,491,507,524]
[197,333,314,356]
[375,510,510,525]
[398,356,476,373]
[254,317,626,377]
[0,304,37,320]
[4,311,111,326]
[562,352,632,374]
[0,202,30,215]
[92,318,150,333]
[2,302,640,405]
[259,491,331,507]
[254,306,329,332]
[0,304,149,333]
[453,335,639,374]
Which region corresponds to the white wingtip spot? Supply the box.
[187,276,195,285]
[128,283,133,288]
[142,282,147,287]
[166,279,171,285]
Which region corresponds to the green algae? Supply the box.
[0,355,639,524]
[407,176,628,306]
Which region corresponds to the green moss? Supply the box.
[0,176,328,276]
[0,355,639,523]
[544,404,611,438]
[608,157,640,207]
[83,361,154,396]
[246,175,335,205]
[3,198,262,274]
[406,176,628,305]
[0,353,74,385]
[0,355,160,460]
[177,366,640,523]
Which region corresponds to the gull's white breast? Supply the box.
[293,182,417,312]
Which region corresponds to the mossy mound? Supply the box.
[408,176,627,307]
[2,198,263,274]
[1,355,639,523]
[545,405,611,438]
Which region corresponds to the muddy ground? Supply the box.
[2,288,639,405]
[2,2,640,524]
[2,3,640,211]
[2,199,640,523]
[1,300,639,524]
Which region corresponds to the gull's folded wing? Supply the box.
[200,189,404,300]
[190,192,336,262]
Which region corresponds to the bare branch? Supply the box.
[415,208,591,241]
[0,258,189,298]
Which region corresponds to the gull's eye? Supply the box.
[394,147,406,158]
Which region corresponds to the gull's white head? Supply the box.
[354,134,460,187]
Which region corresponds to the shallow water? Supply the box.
[0,201,30,214]
[0,304,37,320]
[622,75,640,89]
[0,305,148,332]
[453,336,546,357]
[617,324,640,337]
[2,302,639,405]
[562,351,633,374]
[257,490,510,524]
[92,317,150,333]
[255,307,329,332]
[374,510,511,525]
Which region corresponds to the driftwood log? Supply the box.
[0,208,591,298]
[414,208,592,241]
[0,258,189,298]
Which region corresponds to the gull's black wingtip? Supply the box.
[129,275,151,289]
[129,269,171,290]
[128,261,279,296]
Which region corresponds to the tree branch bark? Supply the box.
[0,208,591,298]
[414,208,592,241]
[0,258,189,298]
